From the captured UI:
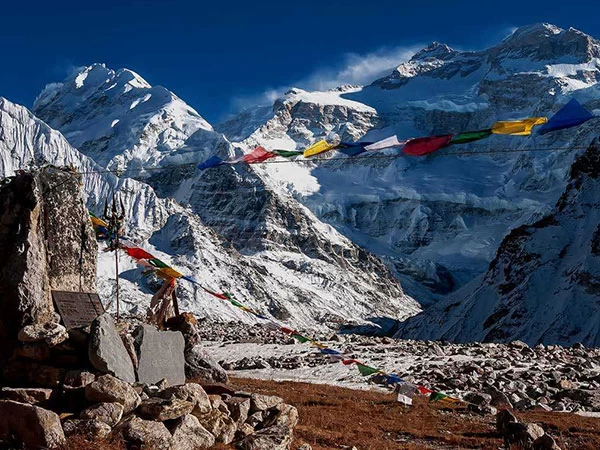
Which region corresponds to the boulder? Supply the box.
[62,419,112,440]
[266,403,299,429]
[80,402,124,427]
[88,313,136,383]
[119,416,172,450]
[135,325,186,386]
[193,408,236,444]
[0,169,97,367]
[64,370,95,388]
[533,434,562,450]
[496,409,518,435]
[235,425,293,450]
[504,422,545,447]
[0,387,54,405]
[0,400,66,448]
[169,414,215,450]
[85,374,141,414]
[159,383,212,415]
[185,345,229,383]
[139,398,195,421]
[251,393,284,413]
[224,396,251,426]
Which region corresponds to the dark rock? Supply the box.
[185,345,229,384]
[135,325,186,386]
[533,433,562,450]
[0,400,66,448]
[89,313,136,383]
[235,425,293,450]
[496,409,518,435]
[0,387,54,405]
[3,360,65,388]
[504,422,545,447]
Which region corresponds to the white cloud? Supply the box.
[229,45,421,114]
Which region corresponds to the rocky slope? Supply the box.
[218,23,600,305]
[397,139,600,346]
[1,81,420,330]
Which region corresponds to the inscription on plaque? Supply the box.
[52,291,105,329]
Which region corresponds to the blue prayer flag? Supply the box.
[538,99,595,135]
[197,155,224,170]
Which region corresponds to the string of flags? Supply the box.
[89,228,467,408]
[197,99,597,170]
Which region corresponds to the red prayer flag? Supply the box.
[417,386,433,395]
[243,146,276,164]
[402,134,453,156]
[125,247,155,260]
[202,288,228,300]
[342,359,359,366]
[280,327,296,334]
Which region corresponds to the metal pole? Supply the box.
[115,232,120,320]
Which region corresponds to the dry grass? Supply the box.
[229,377,600,450]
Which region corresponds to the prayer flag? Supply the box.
[272,149,303,158]
[149,258,170,269]
[197,155,224,170]
[402,134,454,156]
[364,135,405,151]
[320,348,342,356]
[450,129,492,145]
[397,383,418,406]
[203,288,228,300]
[491,117,547,136]
[538,99,595,135]
[429,392,448,402]
[303,139,338,158]
[125,247,155,261]
[292,334,310,343]
[342,359,359,366]
[357,363,380,376]
[243,146,276,164]
[386,374,404,385]
[90,215,109,228]
[280,327,295,334]
[417,386,433,395]
[157,267,184,279]
[338,145,367,157]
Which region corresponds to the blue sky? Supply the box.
[3,0,600,123]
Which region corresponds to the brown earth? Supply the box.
[63,376,600,450]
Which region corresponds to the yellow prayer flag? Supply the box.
[491,117,547,136]
[303,140,337,158]
[90,216,108,227]
[157,267,184,279]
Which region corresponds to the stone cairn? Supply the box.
[0,168,299,450]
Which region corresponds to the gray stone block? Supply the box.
[136,325,185,386]
[88,313,136,383]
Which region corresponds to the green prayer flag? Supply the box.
[230,299,244,308]
[272,149,304,158]
[149,258,169,268]
[357,364,380,376]
[429,392,448,402]
[292,334,310,343]
[450,129,492,145]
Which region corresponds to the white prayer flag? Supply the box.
[364,135,406,151]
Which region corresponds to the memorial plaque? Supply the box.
[52,291,105,329]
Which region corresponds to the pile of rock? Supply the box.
[0,372,298,449]
[496,409,561,450]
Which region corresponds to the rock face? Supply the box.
[0,400,66,448]
[88,313,136,382]
[135,325,186,386]
[398,140,600,346]
[0,168,97,365]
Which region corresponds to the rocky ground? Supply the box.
[196,320,600,414]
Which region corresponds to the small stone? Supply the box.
[0,400,66,449]
[85,374,141,414]
[464,392,492,406]
[250,393,283,413]
[139,398,195,421]
[160,383,212,415]
[169,414,215,450]
[80,402,124,427]
[63,419,112,440]
[64,370,95,388]
[18,322,68,347]
[265,403,299,429]
[0,387,54,405]
[235,425,293,450]
[224,396,251,426]
[193,408,236,444]
[119,416,172,450]
[246,411,264,428]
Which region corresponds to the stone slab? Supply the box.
[52,291,104,329]
[89,313,136,383]
[136,325,185,387]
